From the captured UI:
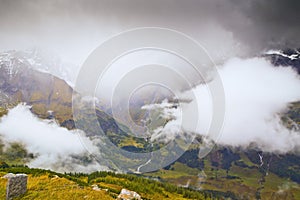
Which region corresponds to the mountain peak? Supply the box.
[263,48,300,74]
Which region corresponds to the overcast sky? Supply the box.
[0,0,299,64]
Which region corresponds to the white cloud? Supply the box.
[0,104,106,172]
[152,57,300,153]
[212,58,300,152]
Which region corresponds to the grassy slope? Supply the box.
[0,173,112,200]
[0,167,209,200]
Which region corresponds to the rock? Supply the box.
[92,184,101,191]
[117,188,142,200]
[51,175,59,180]
[92,184,109,192]
[4,173,28,200]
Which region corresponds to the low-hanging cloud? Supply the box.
[213,58,300,153]
[150,57,300,153]
[0,104,106,172]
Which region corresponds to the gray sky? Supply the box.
[0,0,299,64]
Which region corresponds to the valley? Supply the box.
[0,49,299,199]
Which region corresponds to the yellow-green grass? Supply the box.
[0,174,113,200]
[145,162,200,179]
[144,159,300,200]
[118,137,144,148]
[0,168,208,200]
[229,164,260,188]
[239,153,257,167]
[260,173,300,200]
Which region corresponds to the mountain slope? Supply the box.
[0,51,73,124]
[0,165,211,200]
[144,146,300,200]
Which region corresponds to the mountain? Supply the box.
[264,48,300,74]
[0,49,299,199]
[0,49,174,153]
[0,50,73,124]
